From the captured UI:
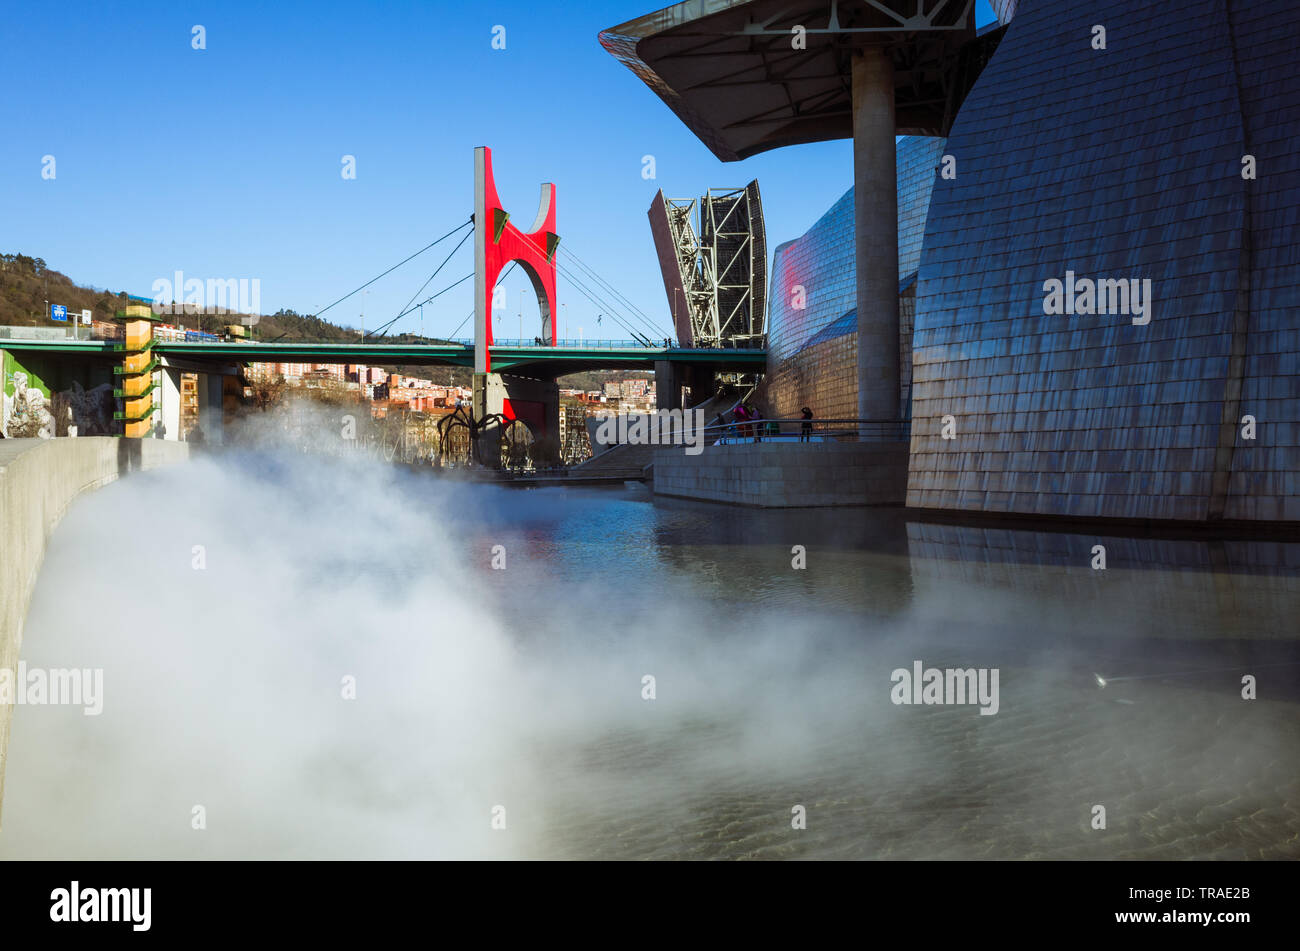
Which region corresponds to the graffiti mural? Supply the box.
[1,350,115,438]
[2,351,53,438]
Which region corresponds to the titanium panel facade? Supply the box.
[766,135,947,420]
[988,0,1019,25]
[1223,0,1300,520]
[908,0,1300,522]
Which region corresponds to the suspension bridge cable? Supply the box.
[559,253,665,343]
[558,251,663,340]
[555,258,654,343]
[394,226,475,322]
[555,262,653,344]
[313,219,472,318]
[369,271,477,341]
[557,267,647,343]
[445,261,518,341]
[411,272,474,310]
[554,253,665,345]
[438,258,658,347]
[364,315,401,340]
[558,245,670,339]
[559,244,670,340]
[558,244,652,323]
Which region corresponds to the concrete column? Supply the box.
[160,367,182,440]
[685,366,718,405]
[654,360,681,411]
[851,46,900,424]
[472,371,501,468]
[196,373,225,446]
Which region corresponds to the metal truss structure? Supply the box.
[648,181,767,350]
[560,403,592,465]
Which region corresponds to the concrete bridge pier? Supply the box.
[472,372,559,467]
[685,365,719,406]
[159,367,182,440]
[152,366,232,444]
[655,360,681,411]
[655,361,720,412]
[196,372,226,445]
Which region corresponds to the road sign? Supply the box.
[51,304,67,321]
[81,310,92,325]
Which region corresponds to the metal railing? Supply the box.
[478,338,671,349]
[700,417,910,444]
[0,325,716,351]
[145,335,667,349]
[0,325,89,340]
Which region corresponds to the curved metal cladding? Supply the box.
[766,135,947,419]
[1223,0,1300,520]
[768,188,855,368]
[909,0,1298,521]
[989,0,1019,25]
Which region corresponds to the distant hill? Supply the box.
[0,252,359,341]
[1,253,134,328]
[559,369,653,391]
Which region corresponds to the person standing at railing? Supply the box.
[731,403,747,442]
[800,406,813,442]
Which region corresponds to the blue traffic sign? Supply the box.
[51,304,67,321]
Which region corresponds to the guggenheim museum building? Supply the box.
[602,0,1298,525]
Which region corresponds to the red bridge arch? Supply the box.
[473,146,559,373]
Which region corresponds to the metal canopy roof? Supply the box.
[599,0,1003,161]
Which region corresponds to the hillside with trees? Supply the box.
[0,252,361,341]
[1,253,132,327]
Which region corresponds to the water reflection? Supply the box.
[1,462,1296,860]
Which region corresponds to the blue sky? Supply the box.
[1,0,995,342]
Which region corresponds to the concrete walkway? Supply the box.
[653,440,909,507]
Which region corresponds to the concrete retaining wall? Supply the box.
[653,440,908,507]
[0,437,190,825]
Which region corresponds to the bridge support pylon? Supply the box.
[655,360,682,411]
[472,371,559,468]
[473,146,559,375]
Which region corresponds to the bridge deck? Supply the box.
[0,339,766,374]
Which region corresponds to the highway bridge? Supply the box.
[0,336,766,380]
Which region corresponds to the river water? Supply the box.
[1,450,1297,860]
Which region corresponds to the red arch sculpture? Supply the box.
[473,146,559,373]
